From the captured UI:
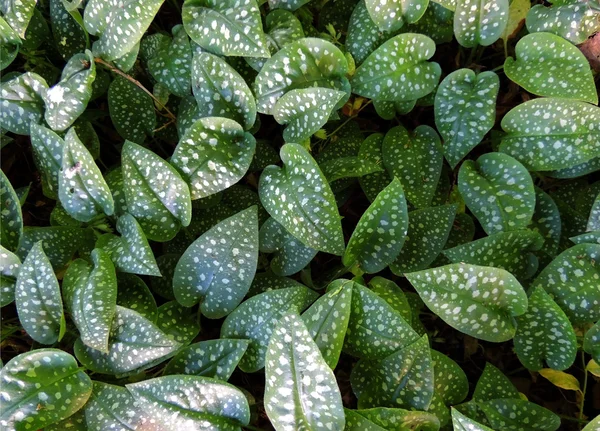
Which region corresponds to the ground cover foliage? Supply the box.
[0,0,600,430]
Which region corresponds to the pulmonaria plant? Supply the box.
[1,0,600,430]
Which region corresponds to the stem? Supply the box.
[94,58,177,121]
[466,47,477,67]
[579,351,588,429]
[559,415,589,425]
[491,65,504,73]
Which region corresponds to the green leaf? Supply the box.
[373,99,417,119]
[148,25,192,97]
[58,128,114,222]
[431,350,469,405]
[500,98,600,172]
[164,339,250,380]
[0,0,36,37]
[63,249,117,352]
[0,72,48,135]
[254,37,349,114]
[89,0,164,61]
[259,143,345,255]
[473,362,520,401]
[382,125,443,208]
[171,117,256,200]
[45,411,87,431]
[150,253,178,300]
[351,33,441,102]
[514,286,577,371]
[22,8,49,51]
[434,69,499,168]
[365,0,428,32]
[116,273,158,321]
[403,2,454,44]
[127,375,250,429]
[220,286,317,372]
[526,3,600,45]
[478,399,560,431]
[265,311,345,431]
[122,140,192,241]
[260,217,317,276]
[71,118,100,160]
[320,156,383,184]
[15,242,65,345]
[344,408,388,431]
[156,300,200,344]
[84,381,144,430]
[264,9,304,51]
[0,245,20,307]
[531,187,561,258]
[588,192,600,231]
[173,206,258,318]
[390,204,457,275]
[407,263,528,342]
[348,408,440,431]
[104,167,128,217]
[268,0,311,11]
[0,170,22,251]
[347,0,397,66]
[108,76,156,144]
[182,0,269,58]
[459,152,535,235]
[50,0,87,60]
[531,243,600,324]
[452,408,494,431]
[454,0,509,47]
[443,230,544,280]
[343,178,409,273]
[539,368,581,392]
[583,415,600,431]
[74,305,181,376]
[0,16,20,71]
[0,349,92,431]
[584,321,600,363]
[248,272,306,297]
[191,52,257,130]
[359,133,392,201]
[368,276,412,322]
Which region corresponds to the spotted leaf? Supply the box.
[320,157,383,184]
[473,362,520,401]
[0,16,20,71]
[0,245,20,307]
[359,133,392,201]
[84,382,145,430]
[155,300,200,344]
[434,69,499,168]
[265,311,345,431]
[454,0,508,48]
[583,321,600,363]
[452,408,494,431]
[0,72,48,135]
[0,170,22,251]
[268,0,311,11]
[248,272,306,297]
[407,263,528,342]
[587,192,600,231]
[351,33,441,102]
[0,349,92,431]
[403,2,454,44]
[49,0,87,60]
[431,350,469,405]
[116,273,158,321]
[344,408,388,431]
[365,0,428,32]
[458,152,535,235]
[108,76,156,144]
[478,399,560,431]
[148,24,192,97]
[348,408,440,431]
[531,187,561,259]
[104,167,128,217]
[368,277,412,322]
[526,3,600,45]
[373,98,417,119]
[0,0,37,37]
[122,140,192,242]
[173,206,258,318]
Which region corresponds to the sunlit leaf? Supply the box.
[148,24,192,97]
[452,408,494,431]
[0,0,37,37]
[84,382,145,430]
[0,245,20,307]
[108,76,156,144]
[365,0,428,32]
[526,3,600,45]
[454,0,508,48]
[0,72,48,135]
[478,398,560,431]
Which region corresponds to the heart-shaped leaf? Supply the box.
[265,311,345,431]
[351,33,441,102]
[171,117,256,200]
[0,349,92,431]
[434,68,499,168]
[0,170,22,251]
[148,24,192,97]
[454,0,509,47]
[459,152,535,235]
[365,0,428,32]
[500,98,600,171]
[50,0,87,60]
[259,143,345,255]
[164,339,250,380]
[127,375,250,429]
[1,0,36,37]
[478,399,560,431]
[182,0,269,58]
[116,273,158,321]
[373,99,417,119]
[514,286,577,371]
[156,300,200,344]
[0,72,48,135]
[0,245,20,307]
[220,286,317,372]
[59,128,114,222]
[173,206,258,318]
[407,263,528,342]
[526,3,600,45]
[452,408,494,431]
[74,305,181,376]
[431,350,469,405]
[108,76,156,144]
[84,381,145,430]
[15,241,65,345]
[122,140,192,241]
[473,362,520,401]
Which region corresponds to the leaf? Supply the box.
[0,170,22,251]
[368,277,412,322]
[343,178,409,273]
[171,117,256,200]
[254,37,349,114]
[45,411,87,431]
[104,167,128,217]
[0,72,48,135]
[588,192,600,231]
[74,306,181,376]
[0,0,36,37]
[454,0,509,48]
[434,68,499,168]
[0,349,92,431]
[173,207,258,318]
[22,8,49,52]
[473,362,520,401]
[431,350,469,405]
[58,128,114,222]
[182,0,269,58]
[0,245,20,307]
[531,243,600,324]
[390,204,457,275]
[459,152,535,235]
[50,0,87,60]
[526,3,600,45]
[84,382,145,430]
[0,16,20,71]
[504,33,597,104]
[265,311,345,431]
[71,118,100,160]
[150,253,178,300]
[116,273,158,321]
[268,0,311,11]
[531,187,561,258]
[359,133,392,201]
[539,369,581,392]
[583,415,600,431]
[373,99,416,119]
[148,25,192,97]
[407,263,528,342]
[15,242,65,345]
[500,0,530,43]
[122,140,192,241]
[191,52,257,130]
[89,0,164,61]
[345,408,388,431]
[164,339,250,380]
[260,217,317,276]
[500,98,600,171]
[584,321,600,363]
[220,286,317,372]
[127,375,250,429]
[351,33,441,102]
[248,272,306,297]
[452,408,494,431]
[478,399,560,431]
[349,408,440,431]
[108,76,156,144]
[443,230,544,280]
[259,143,345,255]
[320,156,383,184]
[365,0,428,32]
[404,2,454,44]
[382,125,443,208]
[156,301,200,344]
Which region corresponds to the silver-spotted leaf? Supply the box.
[583,321,600,363]
[526,3,600,45]
[84,382,145,430]
[531,187,561,258]
[116,273,158,321]
[454,0,509,47]
[104,167,128,217]
[368,277,412,322]
[348,408,440,431]
[0,245,20,307]
[268,0,311,11]
[588,192,600,231]
[148,24,192,97]
[49,0,87,60]
[108,76,156,144]
[473,362,519,401]
[320,156,383,184]
[359,133,392,201]
[0,16,21,72]
[365,0,429,32]
[0,72,47,135]
[431,350,469,405]
[0,0,36,37]
[0,170,22,251]
[156,300,200,345]
[452,408,494,431]
[248,272,306,297]
[478,399,560,431]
